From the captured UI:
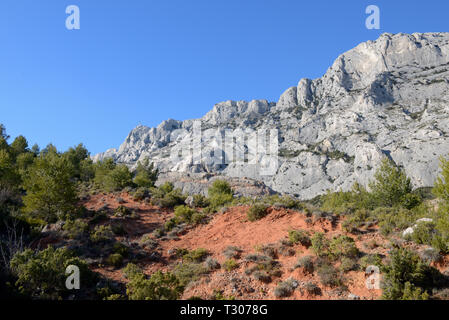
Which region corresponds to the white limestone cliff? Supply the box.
[94,33,449,199]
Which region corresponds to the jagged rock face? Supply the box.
[94,32,449,199]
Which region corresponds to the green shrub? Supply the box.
[204,257,220,271]
[339,257,358,272]
[173,262,208,287]
[191,212,208,225]
[152,228,165,238]
[410,221,437,245]
[106,253,124,268]
[247,204,269,222]
[359,254,383,271]
[433,213,449,254]
[211,289,235,300]
[223,259,238,271]
[93,158,115,188]
[259,244,278,259]
[105,293,125,300]
[278,195,301,209]
[373,208,427,235]
[208,194,233,211]
[288,230,311,247]
[192,194,210,208]
[277,240,296,256]
[223,246,242,259]
[10,247,95,299]
[96,284,118,300]
[329,235,359,260]
[132,187,149,201]
[174,205,196,223]
[208,180,233,209]
[208,180,232,197]
[317,263,342,288]
[433,156,449,204]
[274,278,297,298]
[263,194,301,209]
[151,183,186,209]
[310,232,330,257]
[381,248,434,300]
[113,242,130,257]
[303,282,321,296]
[182,248,209,263]
[133,158,158,188]
[320,159,420,216]
[160,191,186,208]
[114,205,132,217]
[342,209,372,233]
[90,225,114,243]
[164,218,177,231]
[320,183,375,213]
[63,219,88,239]
[126,267,183,300]
[245,254,272,263]
[400,282,429,300]
[295,256,314,274]
[244,254,281,277]
[253,270,271,283]
[122,263,142,278]
[400,193,422,210]
[320,190,356,214]
[140,234,158,249]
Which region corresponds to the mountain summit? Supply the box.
[94,33,449,199]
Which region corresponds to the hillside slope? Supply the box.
[58,192,446,300]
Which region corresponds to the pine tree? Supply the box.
[369,158,413,207]
[433,156,449,204]
[133,158,158,188]
[22,148,78,223]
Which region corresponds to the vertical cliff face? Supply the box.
[94,33,449,199]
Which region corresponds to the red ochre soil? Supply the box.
[81,193,446,300]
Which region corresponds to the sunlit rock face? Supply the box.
[94,33,449,199]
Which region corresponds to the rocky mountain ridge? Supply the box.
[94,32,449,199]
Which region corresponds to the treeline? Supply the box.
[1,124,159,226]
[0,124,158,298]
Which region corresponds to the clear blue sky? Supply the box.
[0,0,448,154]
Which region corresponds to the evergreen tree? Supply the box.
[63,143,90,180]
[93,158,116,188]
[105,164,133,191]
[0,124,10,151]
[133,158,158,188]
[382,248,431,300]
[22,148,78,223]
[369,158,413,207]
[10,135,29,158]
[433,156,449,205]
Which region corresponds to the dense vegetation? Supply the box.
[0,124,159,299]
